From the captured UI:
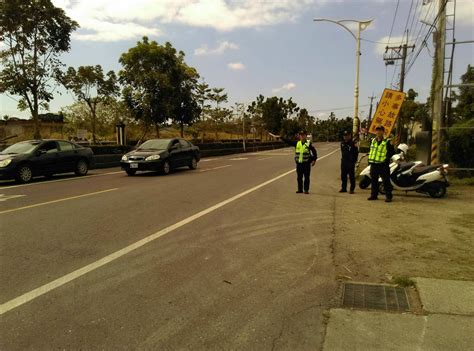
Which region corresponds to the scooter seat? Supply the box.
[412,165,438,176]
[398,162,416,172]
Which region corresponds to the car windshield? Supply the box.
[137,139,171,150]
[1,141,40,154]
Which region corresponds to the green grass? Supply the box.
[449,177,474,186]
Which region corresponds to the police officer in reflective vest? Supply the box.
[368,125,395,202]
[283,131,317,194]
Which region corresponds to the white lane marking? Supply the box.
[0,148,339,315]
[0,171,123,190]
[198,165,232,173]
[0,194,26,202]
[229,157,248,161]
[0,188,118,215]
[201,159,218,162]
[257,157,273,161]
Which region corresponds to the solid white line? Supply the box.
[198,165,232,173]
[0,188,118,215]
[0,171,123,190]
[257,157,273,161]
[201,158,218,162]
[0,148,339,315]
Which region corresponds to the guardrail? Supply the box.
[92,142,287,169]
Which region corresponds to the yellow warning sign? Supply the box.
[369,89,406,137]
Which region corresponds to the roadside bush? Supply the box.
[448,119,474,168]
[89,145,133,155]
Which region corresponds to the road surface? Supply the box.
[1,143,342,350]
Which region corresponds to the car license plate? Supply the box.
[130,163,138,169]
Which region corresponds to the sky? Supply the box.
[1,0,473,120]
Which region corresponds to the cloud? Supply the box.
[272,82,296,93]
[73,18,161,42]
[52,0,320,41]
[228,62,245,70]
[194,41,239,56]
[373,35,413,56]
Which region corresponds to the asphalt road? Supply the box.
[1,143,342,350]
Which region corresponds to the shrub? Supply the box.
[89,145,133,155]
[448,119,474,168]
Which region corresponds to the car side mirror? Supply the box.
[170,144,178,151]
[36,149,47,156]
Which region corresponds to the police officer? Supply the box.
[283,131,317,194]
[340,130,358,194]
[368,125,395,202]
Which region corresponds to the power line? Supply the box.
[308,104,370,114]
[387,0,401,45]
[405,0,449,76]
[407,0,422,42]
[406,0,436,68]
[403,0,415,43]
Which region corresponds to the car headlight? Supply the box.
[145,155,160,161]
[0,159,12,167]
[121,155,128,161]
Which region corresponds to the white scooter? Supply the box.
[358,144,450,198]
[358,144,409,190]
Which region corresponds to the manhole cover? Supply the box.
[341,283,411,312]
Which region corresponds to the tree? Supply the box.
[61,65,119,144]
[195,81,212,116]
[208,87,229,140]
[193,80,212,141]
[62,99,135,141]
[297,108,315,132]
[247,95,300,137]
[0,0,78,138]
[453,64,474,121]
[119,37,200,141]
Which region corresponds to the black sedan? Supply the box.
[120,138,200,176]
[0,140,93,183]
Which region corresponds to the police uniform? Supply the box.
[283,135,318,194]
[340,132,358,193]
[368,133,395,202]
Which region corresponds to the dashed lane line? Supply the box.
[0,171,123,190]
[198,165,232,173]
[0,148,339,315]
[0,188,118,215]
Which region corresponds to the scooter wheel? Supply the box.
[359,176,371,189]
[428,183,447,198]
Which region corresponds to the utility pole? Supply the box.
[367,94,376,130]
[430,0,447,164]
[383,32,415,144]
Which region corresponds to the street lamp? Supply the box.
[313,18,373,143]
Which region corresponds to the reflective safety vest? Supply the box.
[295,140,311,163]
[368,138,389,164]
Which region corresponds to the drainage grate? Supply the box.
[341,283,411,312]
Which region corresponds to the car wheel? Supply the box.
[126,169,136,176]
[16,165,33,183]
[162,160,171,175]
[189,157,198,170]
[359,175,371,189]
[75,159,89,176]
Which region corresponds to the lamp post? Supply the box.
[313,18,373,143]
